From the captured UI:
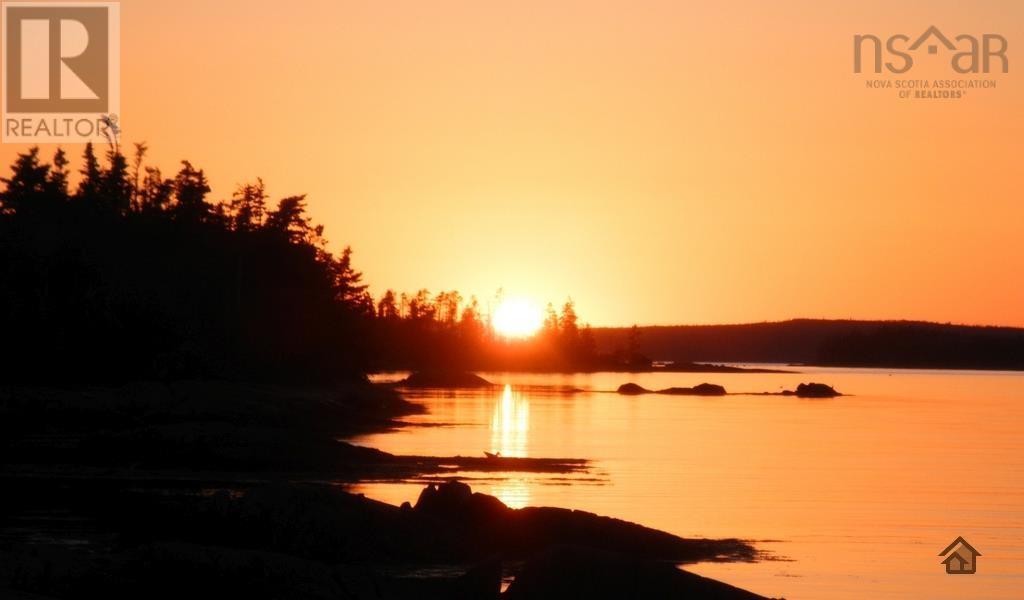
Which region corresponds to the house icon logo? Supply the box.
[908,26,956,55]
[939,536,980,575]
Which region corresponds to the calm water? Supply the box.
[352,368,1024,599]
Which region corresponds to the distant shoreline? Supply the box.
[377,362,794,376]
[591,319,1024,372]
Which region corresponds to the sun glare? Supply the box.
[493,298,543,338]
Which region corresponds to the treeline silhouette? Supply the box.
[369,291,621,371]
[0,146,629,383]
[591,319,1024,370]
[0,145,371,383]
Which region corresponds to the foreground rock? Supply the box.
[505,545,770,600]
[617,383,727,396]
[414,481,756,563]
[399,370,493,388]
[1,480,764,599]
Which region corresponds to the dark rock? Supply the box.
[135,542,347,600]
[374,558,502,600]
[415,480,474,514]
[690,383,728,396]
[620,382,728,396]
[415,481,510,526]
[456,559,502,600]
[657,383,727,396]
[616,383,650,395]
[412,482,755,564]
[794,382,840,398]
[400,371,493,388]
[664,362,792,374]
[195,483,471,563]
[0,479,759,600]
[504,545,770,600]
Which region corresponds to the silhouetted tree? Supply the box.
[377,290,399,320]
[228,179,267,231]
[76,142,102,206]
[265,194,313,242]
[99,149,132,214]
[172,160,211,222]
[328,246,368,305]
[542,303,559,339]
[459,296,485,341]
[140,166,174,214]
[559,299,579,343]
[130,142,148,210]
[0,148,52,216]
[48,148,70,198]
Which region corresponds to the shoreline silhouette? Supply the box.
[0,380,769,599]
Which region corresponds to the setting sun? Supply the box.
[492,298,543,338]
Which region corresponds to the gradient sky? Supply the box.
[3,0,1022,326]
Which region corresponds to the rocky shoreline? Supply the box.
[0,381,774,599]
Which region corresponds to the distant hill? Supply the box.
[591,320,1024,370]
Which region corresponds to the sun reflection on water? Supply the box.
[489,477,531,509]
[490,384,530,458]
[486,384,533,508]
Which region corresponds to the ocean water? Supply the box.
[352,368,1024,599]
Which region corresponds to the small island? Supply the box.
[399,370,494,388]
[617,382,728,396]
[617,381,843,398]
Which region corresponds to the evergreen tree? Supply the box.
[229,178,267,231]
[140,167,174,214]
[328,246,368,305]
[47,148,70,198]
[172,160,211,222]
[76,143,102,206]
[99,149,132,214]
[265,195,312,242]
[377,290,399,320]
[0,147,51,215]
[130,142,148,211]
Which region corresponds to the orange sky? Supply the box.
[3,0,1022,326]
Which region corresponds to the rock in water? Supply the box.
[400,371,493,388]
[616,383,650,395]
[657,383,727,396]
[794,382,841,398]
[619,382,728,396]
[690,382,727,395]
